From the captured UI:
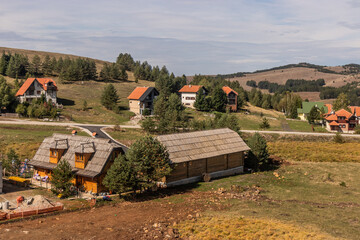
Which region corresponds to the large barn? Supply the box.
[157,128,250,187]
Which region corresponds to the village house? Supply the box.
[127,87,159,115]
[178,85,207,108]
[222,86,238,111]
[297,101,330,121]
[16,78,58,104]
[157,128,250,187]
[325,108,359,133]
[29,134,127,194]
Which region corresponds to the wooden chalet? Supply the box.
[222,86,238,111]
[157,128,250,187]
[29,134,127,193]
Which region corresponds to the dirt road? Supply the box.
[0,190,222,240]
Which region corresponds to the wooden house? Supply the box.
[29,134,127,193]
[16,78,58,104]
[222,86,238,111]
[178,85,207,108]
[157,128,250,187]
[127,87,159,115]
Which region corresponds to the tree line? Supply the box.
[247,79,325,93]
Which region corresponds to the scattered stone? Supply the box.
[23,231,29,234]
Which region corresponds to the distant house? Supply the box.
[157,128,250,187]
[16,78,58,104]
[178,85,207,108]
[29,134,127,194]
[127,87,159,115]
[222,86,238,111]
[297,102,329,121]
[325,108,358,133]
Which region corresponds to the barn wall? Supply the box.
[188,159,206,177]
[207,155,226,173]
[167,163,187,182]
[227,152,244,169]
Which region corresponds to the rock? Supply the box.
[153,223,159,228]
[23,231,29,234]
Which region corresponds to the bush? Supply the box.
[259,117,270,129]
[246,133,270,171]
[333,132,345,144]
[50,160,75,198]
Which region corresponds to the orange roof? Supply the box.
[179,85,203,93]
[324,104,332,114]
[325,114,338,121]
[222,86,238,95]
[127,87,149,100]
[335,109,352,119]
[16,78,57,96]
[329,121,339,126]
[349,106,360,115]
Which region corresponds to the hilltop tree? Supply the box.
[211,87,227,112]
[50,160,74,198]
[42,55,52,76]
[29,55,42,76]
[101,84,119,110]
[333,93,350,111]
[116,53,135,71]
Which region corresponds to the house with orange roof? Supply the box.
[16,78,58,104]
[222,86,238,111]
[127,87,159,115]
[325,108,358,133]
[178,85,207,108]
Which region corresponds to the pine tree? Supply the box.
[126,135,172,191]
[101,84,119,110]
[259,117,270,129]
[103,155,137,194]
[212,87,227,112]
[42,55,52,76]
[246,133,269,171]
[194,90,205,110]
[50,160,74,197]
[333,93,350,111]
[30,55,42,76]
[308,106,320,123]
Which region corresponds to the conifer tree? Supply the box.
[101,84,119,110]
[50,160,74,197]
[211,87,227,112]
[246,133,269,171]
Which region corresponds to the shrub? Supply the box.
[50,160,75,198]
[259,117,270,129]
[333,132,344,144]
[246,133,269,171]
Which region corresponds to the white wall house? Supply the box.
[178,85,207,108]
[16,78,58,104]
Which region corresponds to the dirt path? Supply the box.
[0,191,223,240]
[280,120,293,132]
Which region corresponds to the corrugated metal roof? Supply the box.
[156,128,250,163]
[29,133,124,178]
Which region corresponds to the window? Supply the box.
[185,103,190,105]
[50,150,57,157]
[75,154,85,162]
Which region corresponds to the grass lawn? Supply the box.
[103,127,148,146]
[268,141,360,162]
[179,161,360,239]
[236,113,283,131]
[0,124,87,159]
[286,120,328,132]
[57,78,154,124]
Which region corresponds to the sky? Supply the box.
[1,0,360,75]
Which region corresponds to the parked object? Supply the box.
[156,128,250,187]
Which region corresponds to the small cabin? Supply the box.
[157,128,250,187]
[29,134,127,193]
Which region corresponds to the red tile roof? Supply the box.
[325,114,338,121]
[179,85,203,93]
[127,87,149,100]
[16,78,57,96]
[335,109,352,119]
[324,104,332,114]
[349,106,360,116]
[222,86,238,95]
[329,121,339,126]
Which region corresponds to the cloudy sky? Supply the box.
[1,0,360,75]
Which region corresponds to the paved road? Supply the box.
[241,130,360,138]
[1,117,360,139]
